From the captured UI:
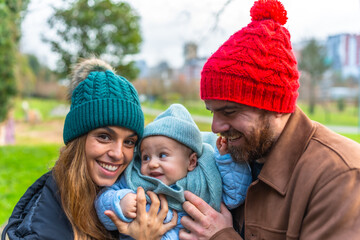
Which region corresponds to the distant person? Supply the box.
[178,0,360,239]
[3,58,177,240]
[95,103,251,239]
[4,110,15,145]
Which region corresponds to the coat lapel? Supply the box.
[258,107,316,195]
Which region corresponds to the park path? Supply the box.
[325,125,360,134]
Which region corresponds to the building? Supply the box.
[180,42,208,83]
[326,34,360,79]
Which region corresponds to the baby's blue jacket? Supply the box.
[95,175,186,240]
[214,147,252,209]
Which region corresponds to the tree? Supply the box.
[45,0,142,80]
[0,0,29,122]
[298,39,329,114]
[14,53,37,97]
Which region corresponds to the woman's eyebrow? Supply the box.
[103,127,137,138]
[128,133,138,138]
[103,127,115,135]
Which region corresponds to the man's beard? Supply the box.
[222,115,276,164]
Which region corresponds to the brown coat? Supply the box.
[211,107,360,240]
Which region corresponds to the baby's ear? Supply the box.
[188,152,198,172]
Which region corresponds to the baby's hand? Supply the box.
[216,136,229,155]
[120,193,137,219]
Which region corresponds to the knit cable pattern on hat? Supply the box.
[201,0,299,113]
[63,70,144,144]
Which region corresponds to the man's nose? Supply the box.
[211,113,229,133]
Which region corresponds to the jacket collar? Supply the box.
[257,106,316,195]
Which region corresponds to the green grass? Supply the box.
[297,102,359,126]
[142,100,211,117]
[13,97,68,121]
[341,134,360,143]
[0,144,60,224]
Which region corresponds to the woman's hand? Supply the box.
[105,187,177,240]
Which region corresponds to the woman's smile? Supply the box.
[96,160,121,172]
[86,126,137,186]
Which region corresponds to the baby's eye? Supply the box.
[159,153,167,158]
[142,155,150,161]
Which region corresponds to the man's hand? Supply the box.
[179,191,233,240]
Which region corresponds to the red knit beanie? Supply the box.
[200,0,299,113]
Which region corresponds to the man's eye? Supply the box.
[223,111,235,116]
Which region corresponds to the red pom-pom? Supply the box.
[250,0,288,25]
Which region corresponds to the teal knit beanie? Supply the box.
[141,103,203,156]
[63,60,144,144]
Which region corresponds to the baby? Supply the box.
[95,104,223,239]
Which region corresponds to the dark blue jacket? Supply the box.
[2,171,74,240]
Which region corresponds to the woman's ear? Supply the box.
[187,152,198,172]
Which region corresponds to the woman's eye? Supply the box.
[98,134,110,141]
[159,153,167,158]
[124,139,136,147]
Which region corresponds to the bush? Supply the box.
[337,98,346,112]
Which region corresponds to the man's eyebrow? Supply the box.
[208,105,239,112]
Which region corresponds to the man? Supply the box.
[179,0,360,239]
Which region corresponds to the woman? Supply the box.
[2,58,177,240]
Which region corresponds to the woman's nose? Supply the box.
[211,113,229,133]
[108,142,124,161]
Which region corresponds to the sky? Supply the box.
[20,0,360,70]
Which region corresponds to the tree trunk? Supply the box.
[308,77,316,115]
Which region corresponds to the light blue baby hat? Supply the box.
[125,103,222,211]
[141,103,203,156]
